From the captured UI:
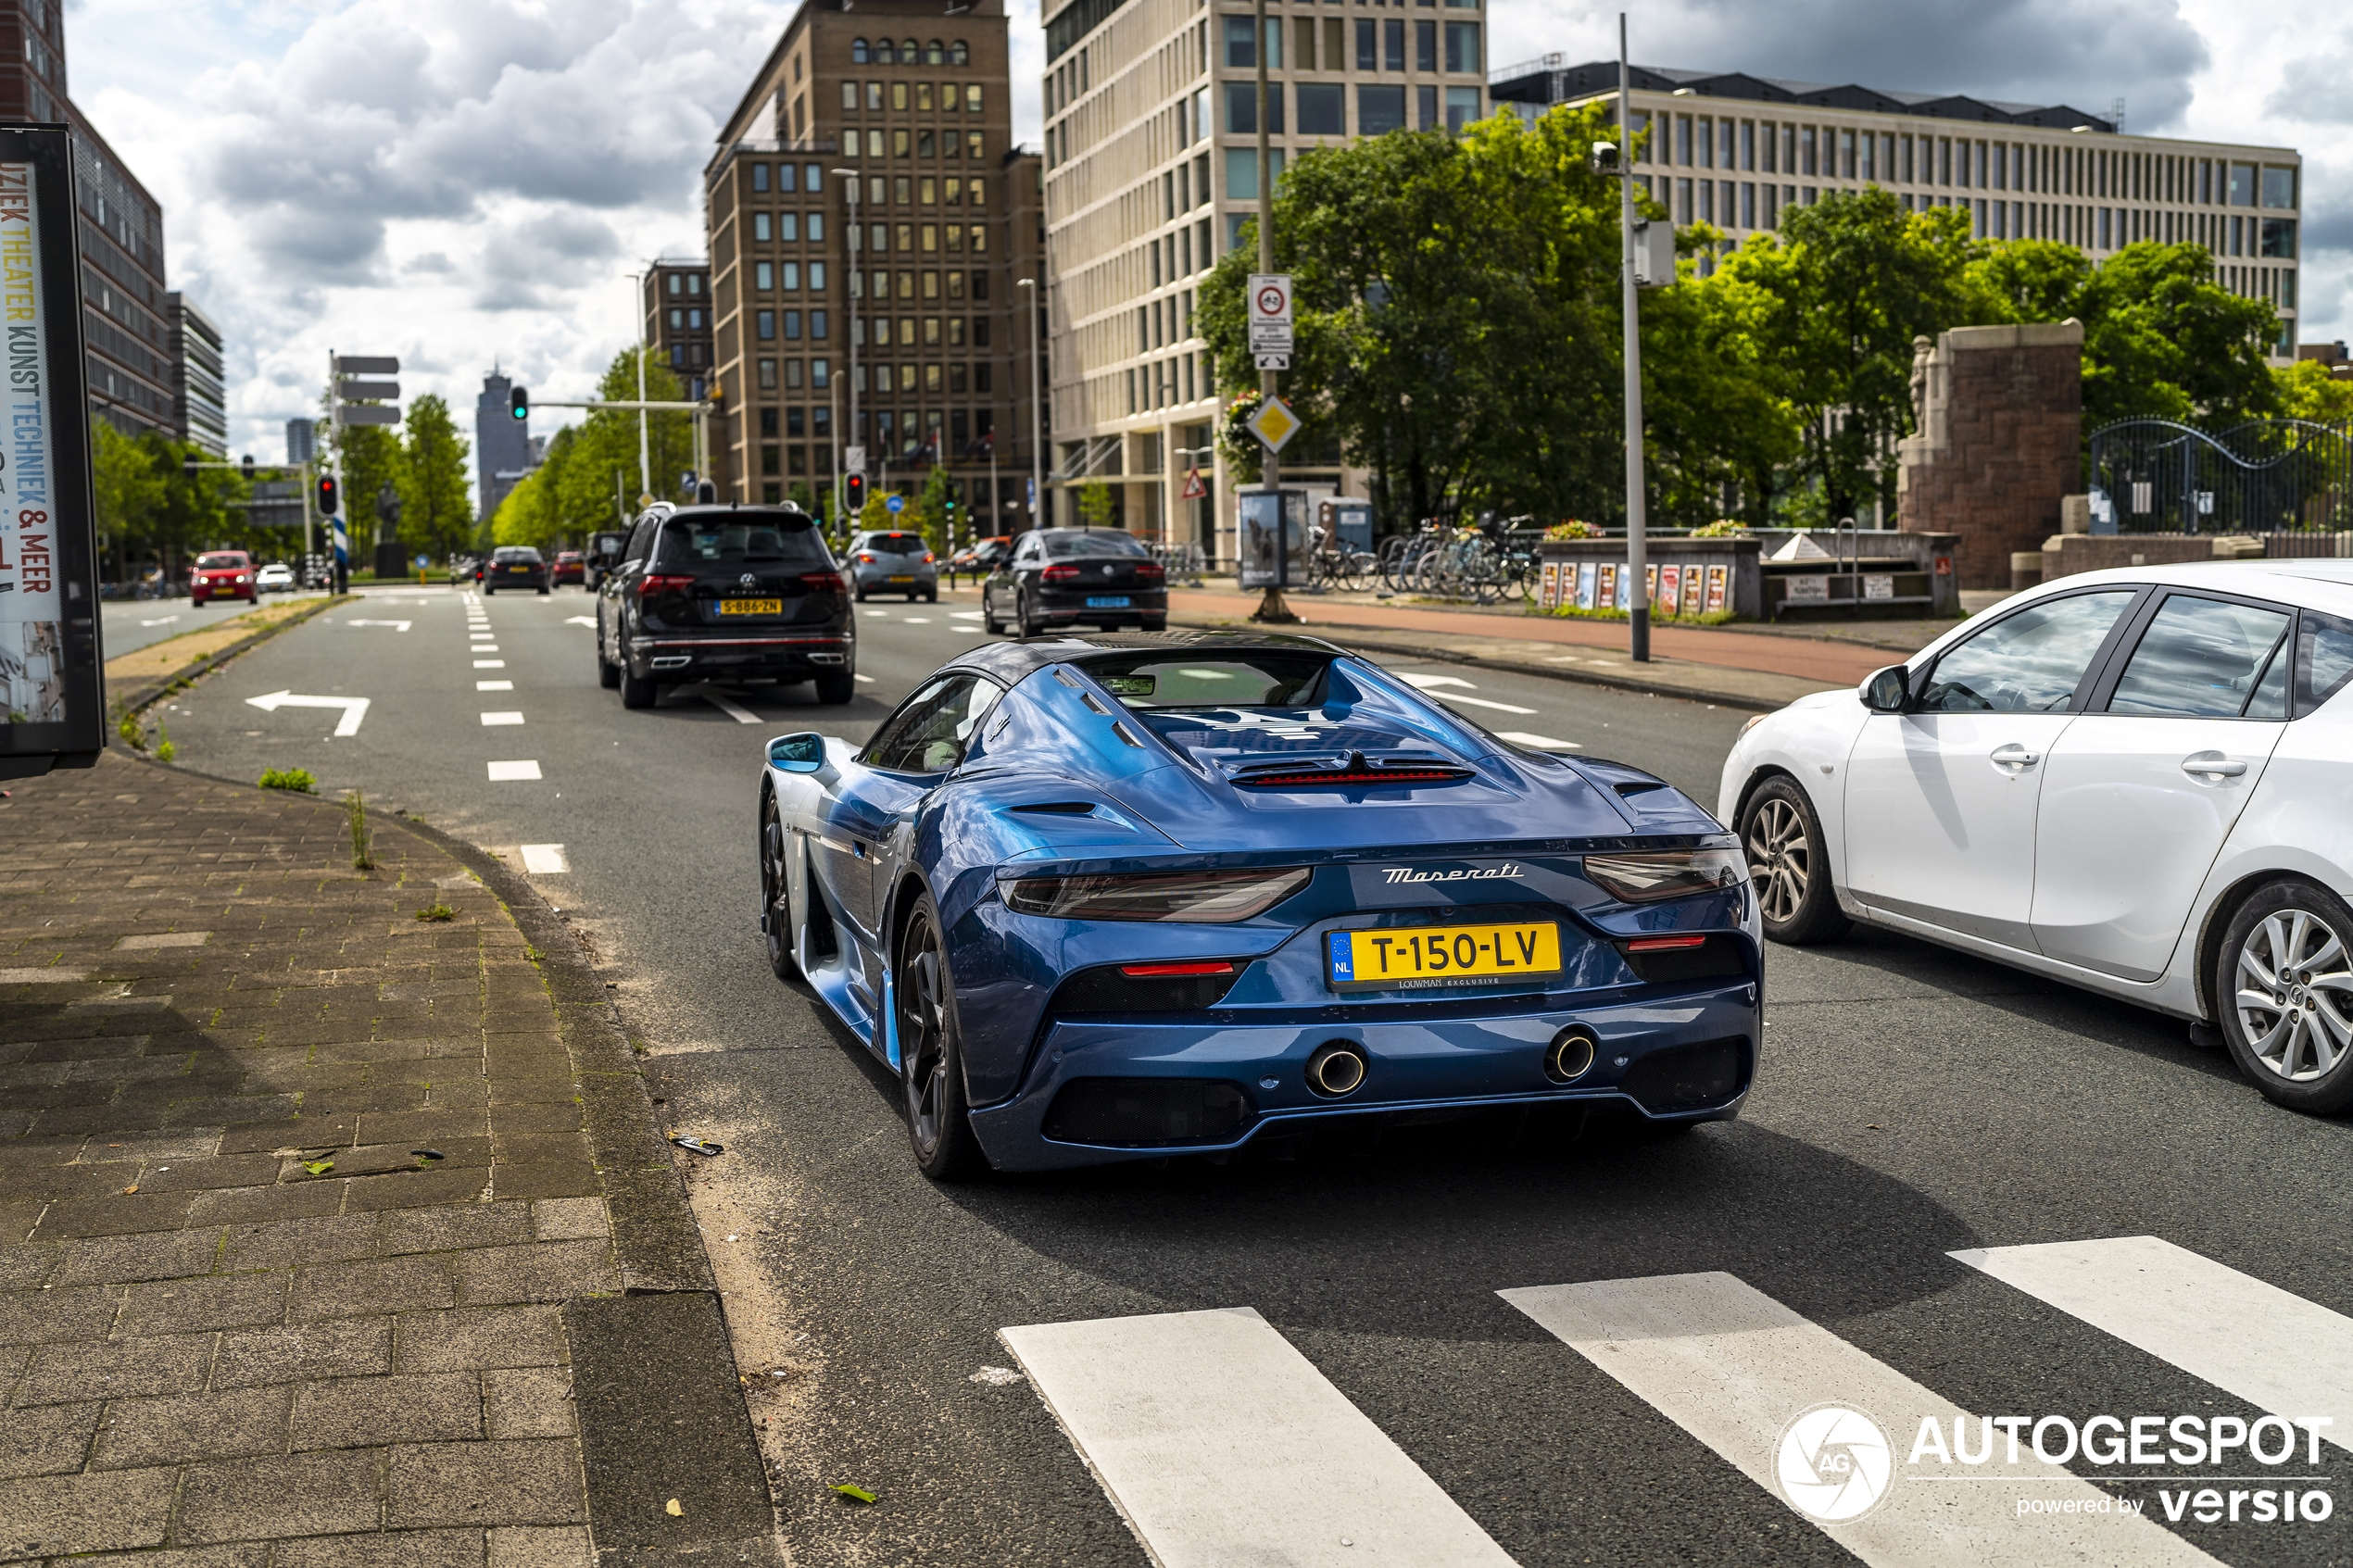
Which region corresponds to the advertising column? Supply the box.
[0,128,102,778]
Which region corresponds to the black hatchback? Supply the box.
[981,528,1167,636]
[597,505,855,709]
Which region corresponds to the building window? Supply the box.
[784,310,801,340]
[783,261,801,289]
[761,445,781,476]
[1676,177,1692,225]
[1417,85,1438,131]
[1741,182,1755,228]
[1297,82,1344,136]
[1358,84,1406,135]
[1382,19,1404,69]
[950,40,969,66]
[1224,15,1254,68]
[2261,167,2297,208]
[1445,86,1478,132]
[812,358,830,388]
[1442,21,1478,75]
[753,263,771,292]
[752,213,771,242]
[2260,218,2297,259]
[1355,19,1375,70]
[852,37,868,63]
[757,309,775,340]
[1416,19,1436,70]
[759,358,777,389]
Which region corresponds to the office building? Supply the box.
[2,1,181,438]
[1040,0,1490,549]
[645,259,714,400]
[475,370,535,523]
[166,293,225,457]
[1491,59,2304,359]
[286,417,317,468]
[703,0,1047,534]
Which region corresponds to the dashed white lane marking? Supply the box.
[1501,1273,2218,1568]
[473,659,505,669]
[901,617,933,624]
[473,646,500,655]
[1396,671,1475,689]
[704,690,761,725]
[853,673,876,684]
[480,712,525,726]
[950,610,985,621]
[518,844,568,874]
[138,616,179,627]
[1441,693,1537,714]
[1952,1236,2353,1453]
[469,632,495,639]
[1393,671,1539,715]
[564,616,596,627]
[477,681,513,692]
[486,760,541,781]
[1497,731,1583,751]
[1000,1308,1516,1568]
[345,620,412,631]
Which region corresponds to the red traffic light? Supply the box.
[316,475,340,516]
[845,473,866,514]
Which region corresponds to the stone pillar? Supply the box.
[1895,321,2082,590]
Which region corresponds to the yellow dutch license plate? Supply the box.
[1325,922,1562,991]
[719,598,781,615]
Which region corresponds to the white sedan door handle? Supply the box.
[2182,753,2247,779]
[1989,744,2040,768]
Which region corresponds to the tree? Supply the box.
[2276,359,2353,422]
[1077,480,1114,527]
[913,465,955,553]
[1966,239,2279,429]
[90,418,163,581]
[326,409,404,565]
[396,394,474,562]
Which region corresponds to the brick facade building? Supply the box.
[1895,321,2083,589]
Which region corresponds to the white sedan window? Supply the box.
[2108,596,2293,719]
[1917,591,2137,713]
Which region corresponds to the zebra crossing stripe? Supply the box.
[1000,1306,1517,1568]
[1950,1236,2353,1452]
[1500,1273,2218,1568]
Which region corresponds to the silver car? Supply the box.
[849,530,937,602]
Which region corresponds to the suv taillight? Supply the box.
[1042,564,1080,583]
[638,573,698,596]
[799,571,847,593]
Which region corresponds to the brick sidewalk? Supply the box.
[0,751,770,1567]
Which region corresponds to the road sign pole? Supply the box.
[1619,15,1651,663]
[1249,3,1297,626]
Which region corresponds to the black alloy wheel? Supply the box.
[760,797,799,980]
[2217,880,2353,1114]
[596,629,620,689]
[1017,590,1043,638]
[1738,777,1850,945]
[618,641,656,709]
[895,895,986,1179]
[814,669,854,705]
[981,588,1003,634]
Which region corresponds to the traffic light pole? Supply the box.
[1618,16,1650,664]
[325,347,346,596]
[834,168,862,529]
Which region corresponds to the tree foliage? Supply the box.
[396,394,474,561]
[492,347,696,550]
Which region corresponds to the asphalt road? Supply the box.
[151,583,2352,1568]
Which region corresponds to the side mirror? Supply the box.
[1861,665,1912,714]
[766,732,827,773]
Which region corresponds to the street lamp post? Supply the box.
[1018,276,1043,531]
[629,272,650,506]
[833,169,862,529]
[1617,15,1651,663]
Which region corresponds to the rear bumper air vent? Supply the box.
[1618,1035,1749,1114]
[1616,933,1748,985]
[1041,1078,1253,1146]
[1232,750,1470,788]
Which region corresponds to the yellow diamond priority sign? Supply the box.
[1247,395,1301,454]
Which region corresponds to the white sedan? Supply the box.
[254,563,296,594]
[1719,560,2353,1113]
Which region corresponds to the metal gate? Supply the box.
[2085,419,2353,534]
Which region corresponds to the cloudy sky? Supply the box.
[65,0,2348,492]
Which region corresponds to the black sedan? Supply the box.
[484,546,549,595]
[597,503,854,709]
[981,528,1167,635]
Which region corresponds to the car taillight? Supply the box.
[921,553,936,564]
[799,571,847,593]
[1118,961,1237,977]
[1003,867,1310,922]
[1136,561,1164,583]
[1583,847,1748,903]
[856,552,876,563]
[1041,564,1080,583]
[1625,935,1708,952]
[637,573,698,596]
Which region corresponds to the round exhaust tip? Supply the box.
[1306,1042,1367,1098]
[1544,1027,1597,1085]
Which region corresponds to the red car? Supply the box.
[191,550,257,606]
[552,550,585,586]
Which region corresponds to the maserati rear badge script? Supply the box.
[1381,864,1526,884]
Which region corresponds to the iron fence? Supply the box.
[2086,419,2353,534]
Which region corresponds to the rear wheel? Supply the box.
[596,630,620,689]
[1017,591,1042,638]
[896,895,987,1180]
[813,670,855,705]
[855,587,869,603]
[1738,777,1849,945]
[1141,616,1168,632]
[925,589,937,604]
[537,585,549,596]
[760,797,799,980]
[2217,881,2353,1114]
[981,589,1003,635]
[619,649,656,709]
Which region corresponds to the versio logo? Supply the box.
[1776,1403,1894,1524]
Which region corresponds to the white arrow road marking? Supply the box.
[487,760,541,781]
[138,616,179,627]
[519,844,569,874]
[245,691,371,736]
[481,711,525,726]
[345,620,412,631]
[1498,731,1584,751]
[564,616,596,627]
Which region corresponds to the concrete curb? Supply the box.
[106,593,349,717]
